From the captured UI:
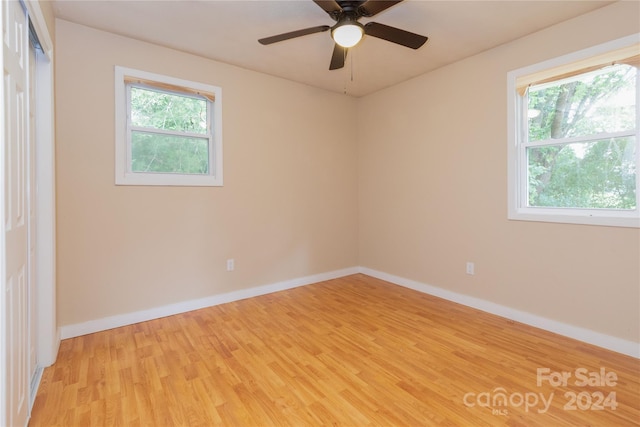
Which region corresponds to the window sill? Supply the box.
[115,172,223,187]
[508,208,640,228]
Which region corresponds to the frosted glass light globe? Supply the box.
[332,24,363,48]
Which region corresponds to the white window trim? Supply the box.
[507,34,640,228]
[115,66,223,186]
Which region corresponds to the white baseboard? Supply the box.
[60,265,639,359]
[359,267,640,359]
[60,266,360,339]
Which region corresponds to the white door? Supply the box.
[2,0,30,426]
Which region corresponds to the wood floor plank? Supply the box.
[29,274,640,426]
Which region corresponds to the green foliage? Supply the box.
[129,85,210,175]
[528,138,636,209]
[131,86,207,133]
[131,132,209,174]
[525,64,637,209]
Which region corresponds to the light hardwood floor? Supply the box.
[30,274,639,426]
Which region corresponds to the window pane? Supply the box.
[131,131,209,174]
[527,137,636,209]
[130,86,208,134]
[528,64,636,141]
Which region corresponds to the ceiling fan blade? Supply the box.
[329,44,347,70]
[313,0,342,15]
[358,0,403,17]
[364,22,428,49]
[258,25,330,45]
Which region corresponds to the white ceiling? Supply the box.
[52,0,613,97]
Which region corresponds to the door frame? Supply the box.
[24,0,58,369]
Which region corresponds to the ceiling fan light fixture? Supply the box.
[332,21,364,48]
[258,0,429,71]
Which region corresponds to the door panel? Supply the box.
[3,1,30,426]
[28,27,36,384]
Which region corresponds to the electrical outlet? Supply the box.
[226,259,235,271]
[466,262,475,275]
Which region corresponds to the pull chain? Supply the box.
[343,47,349,95]
[343,47,355,95]
[350,47,354,82]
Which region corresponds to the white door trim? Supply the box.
[23,0,58,367]
[0,3,6,424]
[24,2,52,57]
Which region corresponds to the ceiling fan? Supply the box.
[258,0,428,70]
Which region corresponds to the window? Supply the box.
[115,66,223,186]
[507,35,639,228]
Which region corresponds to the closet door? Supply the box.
[2,1,30,426]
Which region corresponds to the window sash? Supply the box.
[522,130,637,149]
[125,83,215,176]
[524,138,637,209]
[130,131,211,175]
[518,86,638,212]
[126,83,212,135]
[129,124,212,140]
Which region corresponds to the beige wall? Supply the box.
[56,2,639,345]
[358,1,640,343]
[55,20,358,326]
